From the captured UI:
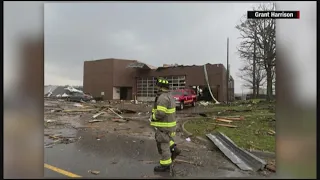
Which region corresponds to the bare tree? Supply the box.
[236,3,276,100]
[236,15,266,98]
[253,3,276,100]
[238,57,267,97]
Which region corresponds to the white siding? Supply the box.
[113,87,120,100]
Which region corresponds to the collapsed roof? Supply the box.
[126,61,157,70]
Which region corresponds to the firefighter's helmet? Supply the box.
[155,77,170,89]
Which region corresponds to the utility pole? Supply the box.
[226,37,229,104]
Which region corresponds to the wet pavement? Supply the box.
[44,100,271,178]
[45,130,257,178]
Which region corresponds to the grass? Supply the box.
[184,99,276,152]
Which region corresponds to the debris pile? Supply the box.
[44,99,157,148]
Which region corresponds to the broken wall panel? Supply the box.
[206,132,266,172]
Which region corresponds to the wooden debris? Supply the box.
[210,123,237,128]
[219,116,245,121]
[48,134,63,139]
[109,108,124,119]
[92,112,105,119]
[215,118,233,123]
[88,120,103,123]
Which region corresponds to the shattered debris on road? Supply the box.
[44,98,275,178]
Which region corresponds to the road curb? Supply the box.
[181,119,211,144]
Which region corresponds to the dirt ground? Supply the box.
[44,99,275,178]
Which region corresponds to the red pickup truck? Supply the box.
[171,89,197,110]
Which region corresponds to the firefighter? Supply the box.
[150,77,181,172]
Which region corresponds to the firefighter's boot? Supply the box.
[154,165,171,172]
[171,144,181,161]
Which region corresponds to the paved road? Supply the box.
[44,129,256,178]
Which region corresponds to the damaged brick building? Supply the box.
[83,58,234,102]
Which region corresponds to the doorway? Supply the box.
[120,87,132,100]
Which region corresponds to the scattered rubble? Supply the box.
[199,101,210,106]
[109,108,124,119]
[88,170,100,175]
[73,103,83,107]
[44,98,275,178]
[266,160,276,172]
[45,119,56,123]
[267,130,276,136]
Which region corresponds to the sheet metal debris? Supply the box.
[206,132,266,171]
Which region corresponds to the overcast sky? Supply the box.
[45,2,261,93]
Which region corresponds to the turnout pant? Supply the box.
[155,130,176,166]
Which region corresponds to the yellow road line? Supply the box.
[44,163,82,178]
